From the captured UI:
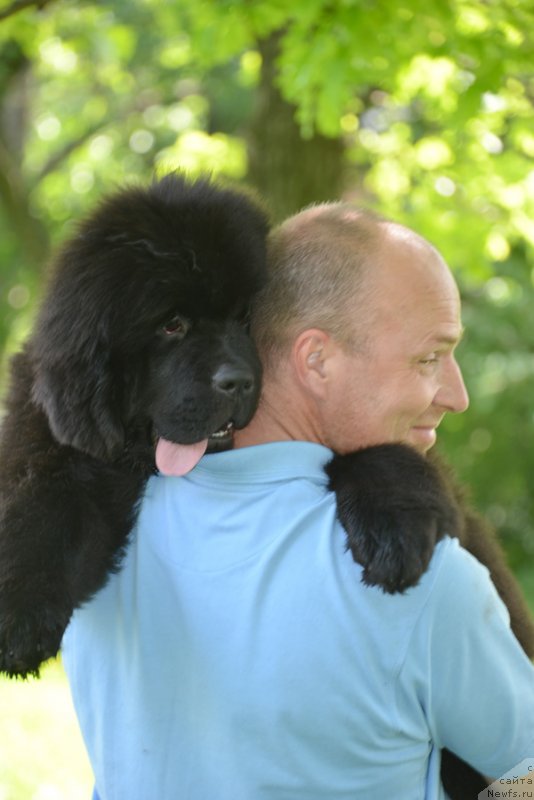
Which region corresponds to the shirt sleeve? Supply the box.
[406,537,534,779]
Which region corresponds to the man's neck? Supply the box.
[233,388,323,450]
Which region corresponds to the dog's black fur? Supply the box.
[0,174,532,799]
[0,174,268,674]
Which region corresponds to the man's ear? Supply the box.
[292,329,336,399]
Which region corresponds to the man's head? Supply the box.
[251,204,382,365]
[237,202,469,455]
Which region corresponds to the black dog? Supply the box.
[0,174,532,799]
[0,174,269,674]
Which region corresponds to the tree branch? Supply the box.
[36,85,180,180]
[36,118,109,182]
[0,137,49,264]
[0,0,56,23]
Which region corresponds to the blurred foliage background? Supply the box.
[0,0,533,794]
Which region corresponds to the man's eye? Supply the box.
[419,355,439,366]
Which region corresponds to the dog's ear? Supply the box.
[31,345,125,462]
[26,200,134,462]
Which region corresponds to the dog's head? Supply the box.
[30,174,269,472]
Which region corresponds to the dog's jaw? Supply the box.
[154,422,235,476]
[155,437,209,476]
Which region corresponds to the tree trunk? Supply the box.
[0,40,50,265]
[246,32,346,223]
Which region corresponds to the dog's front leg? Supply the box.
[324,443,461,593]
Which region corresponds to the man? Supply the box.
[62,204,534,799]
[243,203,469,453]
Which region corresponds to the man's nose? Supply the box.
[435,357,469,414]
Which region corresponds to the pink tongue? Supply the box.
[155,438,208,476]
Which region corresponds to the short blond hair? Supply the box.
[251,203,386,369]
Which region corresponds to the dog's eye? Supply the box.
[163,315,189,337]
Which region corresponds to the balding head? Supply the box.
[251,204,457,373]
[251,203,385,370]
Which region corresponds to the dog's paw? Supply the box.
[0,605,71,678]
[343,504,441,593]
[325,443,461,594]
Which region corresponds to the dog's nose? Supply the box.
[212,364,255,397]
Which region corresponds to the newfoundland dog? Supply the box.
[0,174,532,798]
[0,174,269,675]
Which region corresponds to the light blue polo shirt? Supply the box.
[62,442,534,799]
